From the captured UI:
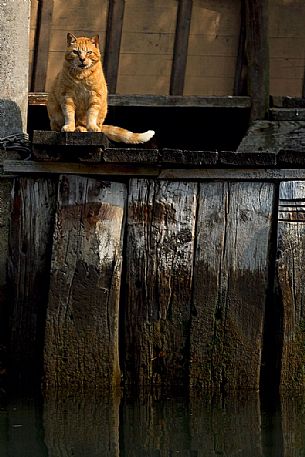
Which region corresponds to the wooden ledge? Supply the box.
[28,93,252,109]
[4,160,305,181]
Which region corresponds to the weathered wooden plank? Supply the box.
[44,175,126,388]
[277,181,305,391]
[159,169,305,181]
[269,108,305,121]
[28,92,252,108]
[124,179,197,386]
[3,160,161,177]
[245,0,269,120]
[44,391,120,457]
[234,0,247,96]
[30,0,54,91]
[190,182,274,391]
[161,148,218,166]
[103,0,125,93]
[170,0,193,95]
[33,130,109,147]
[237,121,305,153]
[8,178,57,386]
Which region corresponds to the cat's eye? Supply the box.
[87,51,92,54]
[72,50,78,54]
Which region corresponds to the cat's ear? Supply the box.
[91,35,99,48]
[67,33,77,47]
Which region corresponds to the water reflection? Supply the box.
[1,390,305,456]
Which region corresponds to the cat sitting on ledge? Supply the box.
[47,33,155,144]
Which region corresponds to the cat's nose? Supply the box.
[79,57,85,62]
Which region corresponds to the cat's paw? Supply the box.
[87,124,101,132]
[61,124,75,132]
[75,126,87,132]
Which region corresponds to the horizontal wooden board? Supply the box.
[186,56,236,78]
[270,37,305,59]
[51,0,108,29]
[122,4,178,33]
[270,58,305,80]
[119,32,175,55]
[28,92,252,108]
[269,3,305,38]
[270,79,304,97]
[116,75,169,95]
[189,0,240,36]
[118,54,172,76]
[187,34,239,57]
[183,76,234,96]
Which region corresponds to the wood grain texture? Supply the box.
[103,0,125,93]
[170,0,193,95]
[124,179,197,386]
[245,0,269,120]
[44,175,126,389]
[31,0,54,91]
[190,182,274,391]
[8,178,57,385]
[277,181,305,390]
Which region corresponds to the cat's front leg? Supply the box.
[86,99,101,132]
[61,97,76,132]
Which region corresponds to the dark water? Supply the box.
[0,390,304,456]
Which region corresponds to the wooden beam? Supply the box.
[4,161,305,181]
[245,0,269,121]
[103,0,125,94]
[28,92,252,108]
[3,160,160,177]
[234,0,247,96]
[170,0,193,95]
[30,0,54,92]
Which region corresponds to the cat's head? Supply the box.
[65,33,101,72]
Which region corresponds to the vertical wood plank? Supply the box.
[190,182,274,392]
[245,0,269,120]
[277,181,305,391]
[31,0,54,92]
[8,178,57,386]
[170,0,193,95]
[44,391,120,457]
[103,0,125,93]
[234,0,247,96]
[44,175,126,389]
[124,179,197,387]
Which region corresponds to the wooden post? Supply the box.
[44,175,126,389]
[245,0,269,120]
[30,0,54,92]
[234,0,247,96]
[170,0,193,95]
[8,178,57,386]
[277,181,305,391]
[124,179,197,387]
[190,182,274,391]
[103,0,125,93]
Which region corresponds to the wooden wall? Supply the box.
[29,0,305,97]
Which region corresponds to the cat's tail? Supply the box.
[101,125,155,144]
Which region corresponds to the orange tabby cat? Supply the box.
[47,33,155,143]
